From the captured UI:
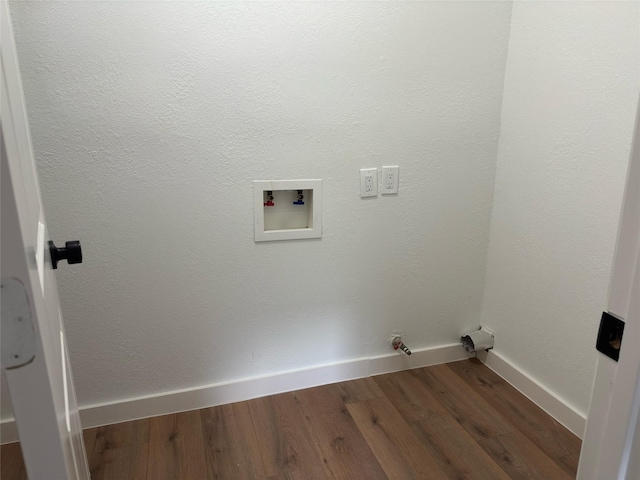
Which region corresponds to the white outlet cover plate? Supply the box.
[360,168,378,197]
[381,166,399,195]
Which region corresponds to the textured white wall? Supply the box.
[481,1,639,416]
[2,1,512,416]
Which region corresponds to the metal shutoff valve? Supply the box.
[391,336,412,356]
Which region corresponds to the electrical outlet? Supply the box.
[381,166,399,194]
[360,168,378,197]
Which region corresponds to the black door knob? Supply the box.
[49,240,82,269]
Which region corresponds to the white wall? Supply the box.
[481,1,639,417]
[2,1,513,416]
[5,1,636,427]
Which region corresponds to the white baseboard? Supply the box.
[0,421,17,445]
[477,349,587,438]
[1,343,469,444]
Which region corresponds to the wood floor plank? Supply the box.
[293,384,388,479]
[409,364,517,441]
[411,415,510,480]
[0,443,27,480]
[347,396,448,479]
[374,370,448,422]
[89,418,151,479]
[89,443,148,480]
[336,377,384,404]
[92,418,150,451]
[557,452,581,478]
[0,361,586,480]
[479,430,573,480]
[201,401,266,479]
[147,410,206,480]
[266,465,330,480]
[248,393,327,478]
[448,359,581,459]
[83,427,98,460]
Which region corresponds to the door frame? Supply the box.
[577,96,640,479]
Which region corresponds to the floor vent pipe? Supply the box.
[461,327,495,353]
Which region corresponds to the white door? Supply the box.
[0,3,90,479]
[577,97,640,479]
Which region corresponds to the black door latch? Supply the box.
[596,311,625,362]
[48,240,82,269]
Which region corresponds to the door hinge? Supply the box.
[1,278,36,369]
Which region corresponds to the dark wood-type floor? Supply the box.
[1,359,581,479]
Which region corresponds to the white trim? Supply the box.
[2,344,588,444]
[1,343,469,444]
[369,343,473,376]
[477,349,586,438]
[578,96,640,480]
[0,421,18,445]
